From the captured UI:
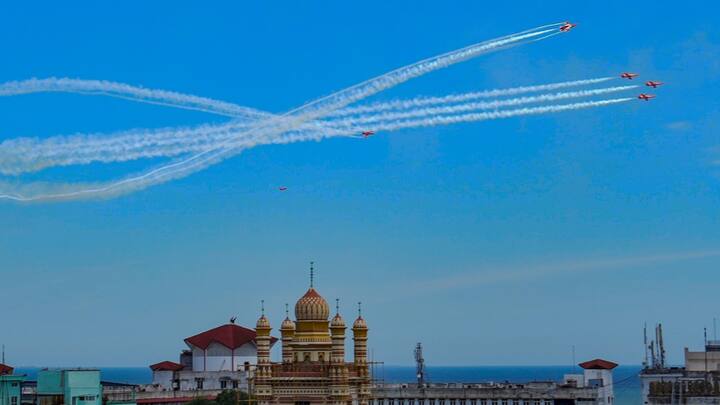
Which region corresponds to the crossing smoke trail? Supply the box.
[0,23,584,202]
[0,85,637,174]
[0,76,616,120]
[0,97,633,202]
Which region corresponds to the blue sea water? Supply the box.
[16,366,641,404]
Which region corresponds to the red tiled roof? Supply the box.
[149,361,184,372]
[579,359,618,370]
[184,323,277,350]
[0,364,13,375]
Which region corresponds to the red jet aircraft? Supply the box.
[559,22,577,32]
[637,93,655,101]
[361,131,376,138]
[645,81,663,88]
[621,72,639,80]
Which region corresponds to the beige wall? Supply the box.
[684,348,720,371]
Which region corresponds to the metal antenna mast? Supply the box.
[658,323,666,368]
[414,342,426,387]
[643,323,649,368]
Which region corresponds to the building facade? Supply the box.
[36,369,103,405]
[373,359,617,405]
[641,338,720,404]
[252,279,371,405]
[0,364,24,405]
[148,323,277,392]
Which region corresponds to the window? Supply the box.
[196,378,204,390]
[220,380,228,389]
[11,383,18,387]
[232,380,239,389]
[11,397,18,405]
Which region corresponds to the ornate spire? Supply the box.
[310,261,315,288]
[285,303,289,317]
[358,301,362,317]
[336,298,340,314]
[261,299,265,316]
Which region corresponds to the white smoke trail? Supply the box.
[329,85,637,128]
[0,85,637,174]
[0,78,270,120]
[0,24,567,202]
[327,77,617,117]
[0,97,631,202]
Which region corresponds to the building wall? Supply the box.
[0,375,25,405]
[685,348,720,372]
[37,370,102,405]
[150,371,173,389]
[582,369,613,405]
[191,343,256,372]
[372,384,601,404]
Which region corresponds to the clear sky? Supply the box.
[1,1,719,367]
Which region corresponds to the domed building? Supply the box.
[253,263,371,405]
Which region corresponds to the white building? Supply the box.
[148,322,277,392]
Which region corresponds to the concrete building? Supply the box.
[374,359,617,405]
[640,332,720,404]
[0,364,25,405]
[37,369,103,405]
[21,376,136,405]
[148,322,277,392]
[252,267,372,405]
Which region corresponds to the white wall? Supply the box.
[191,343,257,371]
[151,370,173,388]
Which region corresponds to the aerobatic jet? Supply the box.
[637,93,655,101]
[278,186,288,191]
[559,22,577,32]
[361,131,376,138]
[645,81,663,88]
[621,72,639,80]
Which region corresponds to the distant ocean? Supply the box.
[16,365,642,405]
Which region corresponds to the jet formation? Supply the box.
[277,22,662,192]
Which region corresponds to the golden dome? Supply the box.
[256,314,270,329]
[281,316,296,330]
[353,316,367,329]
[295,288,330,321]
[330,313,345,328]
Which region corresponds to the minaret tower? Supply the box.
[280,303,296,364]
[330,299,350,405]
[255,300,273,405]
[330,299,346,364]
[353,302,370,405]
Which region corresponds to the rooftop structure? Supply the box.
[640,323,720,404]
[374,357,618,405]
[147,321,278,393]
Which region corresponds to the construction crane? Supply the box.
[414,342,426,387]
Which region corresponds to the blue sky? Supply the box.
[1,1,719,367]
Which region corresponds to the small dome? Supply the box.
[330,313,345,328]
[295,288,330,321]
[256,314,270,329]
[281,316,296,330]
[353,316,367,329]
